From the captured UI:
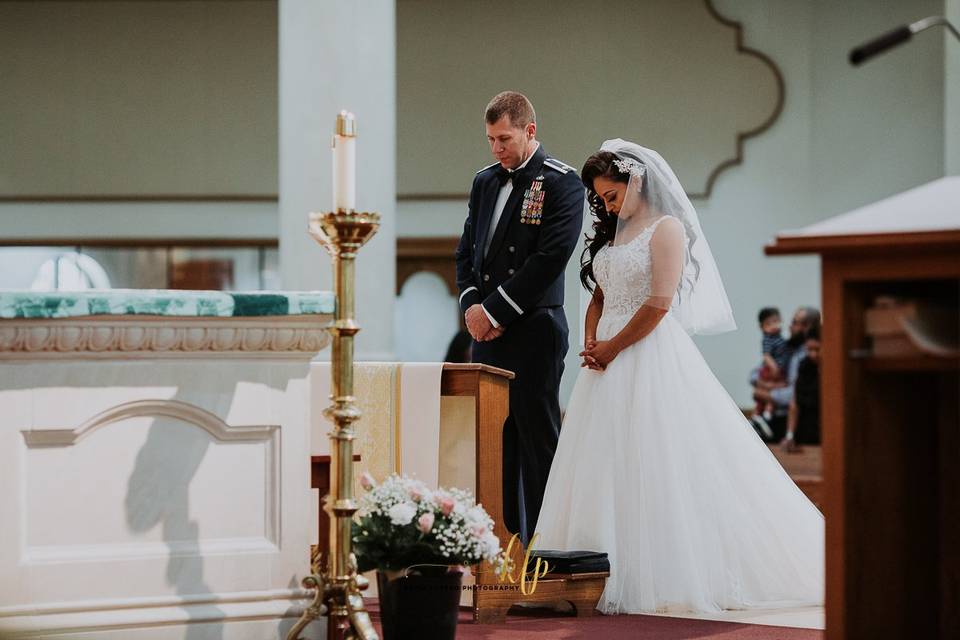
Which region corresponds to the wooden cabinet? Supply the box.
[767,178,959,639]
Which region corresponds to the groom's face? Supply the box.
[486,116,535,169]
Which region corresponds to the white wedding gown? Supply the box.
[536,218,824,614]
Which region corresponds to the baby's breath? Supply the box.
[352,473,503,572]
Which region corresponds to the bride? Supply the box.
[535,139,824,614]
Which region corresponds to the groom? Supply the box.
[455,91,584,545]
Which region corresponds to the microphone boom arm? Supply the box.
[850,15,960,66]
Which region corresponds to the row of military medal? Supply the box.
[521,176,545,225]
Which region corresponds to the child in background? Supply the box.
[756,307,788,424]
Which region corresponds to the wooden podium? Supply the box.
[766,177,959,640]
[441,363,608,623]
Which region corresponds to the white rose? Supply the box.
[388,502,417,526]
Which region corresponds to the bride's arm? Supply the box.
[607,304,668,354]
[583,218,684,367]
[584,287,604,345]
[580,287,605,369]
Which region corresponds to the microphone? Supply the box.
[849,26,911,65]
[850,16,960,66]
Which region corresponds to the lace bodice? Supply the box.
[593,216,678,319]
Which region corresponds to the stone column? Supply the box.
[279,0,396,360]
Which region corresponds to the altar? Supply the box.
[0,290,335,639]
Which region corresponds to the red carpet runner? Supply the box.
[366,600,823,639]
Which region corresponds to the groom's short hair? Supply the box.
[485,91,536,129]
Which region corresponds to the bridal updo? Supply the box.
[579,151,638,292]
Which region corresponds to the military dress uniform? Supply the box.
[455,143,584,544]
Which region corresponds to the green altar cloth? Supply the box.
[0,290,335,319]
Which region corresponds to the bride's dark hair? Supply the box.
[580,149,702,296]
[579,151,629,292]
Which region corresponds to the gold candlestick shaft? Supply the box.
[287,209,380,640]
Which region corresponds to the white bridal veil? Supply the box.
[578,139,736,340]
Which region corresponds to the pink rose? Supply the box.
[417,512,435,533]
[409,487,423,501]
[360,472,375,491]
[439,496,456,517]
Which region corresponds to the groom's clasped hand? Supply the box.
[464,303,504,342]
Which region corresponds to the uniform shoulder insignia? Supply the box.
[543,158,575,174]
[476,162,500,175]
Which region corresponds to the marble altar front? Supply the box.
[0,290,334,639]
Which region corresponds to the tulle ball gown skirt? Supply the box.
[536,312,824,614]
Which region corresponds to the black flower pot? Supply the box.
[376,567,463,640]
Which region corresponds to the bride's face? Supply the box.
[593,176,627,216]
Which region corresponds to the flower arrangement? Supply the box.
[351,472,502,574]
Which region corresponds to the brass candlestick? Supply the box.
[286,209,380,640]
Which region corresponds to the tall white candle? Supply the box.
[333,111,356,212]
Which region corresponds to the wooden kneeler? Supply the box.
[438,364,610,623]
[473,570,610,624]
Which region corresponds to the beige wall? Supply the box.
[0,0,277,197]
[397,0,779,199]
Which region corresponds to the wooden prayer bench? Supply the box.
[471,572,610,624]
[440,363,609,623]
